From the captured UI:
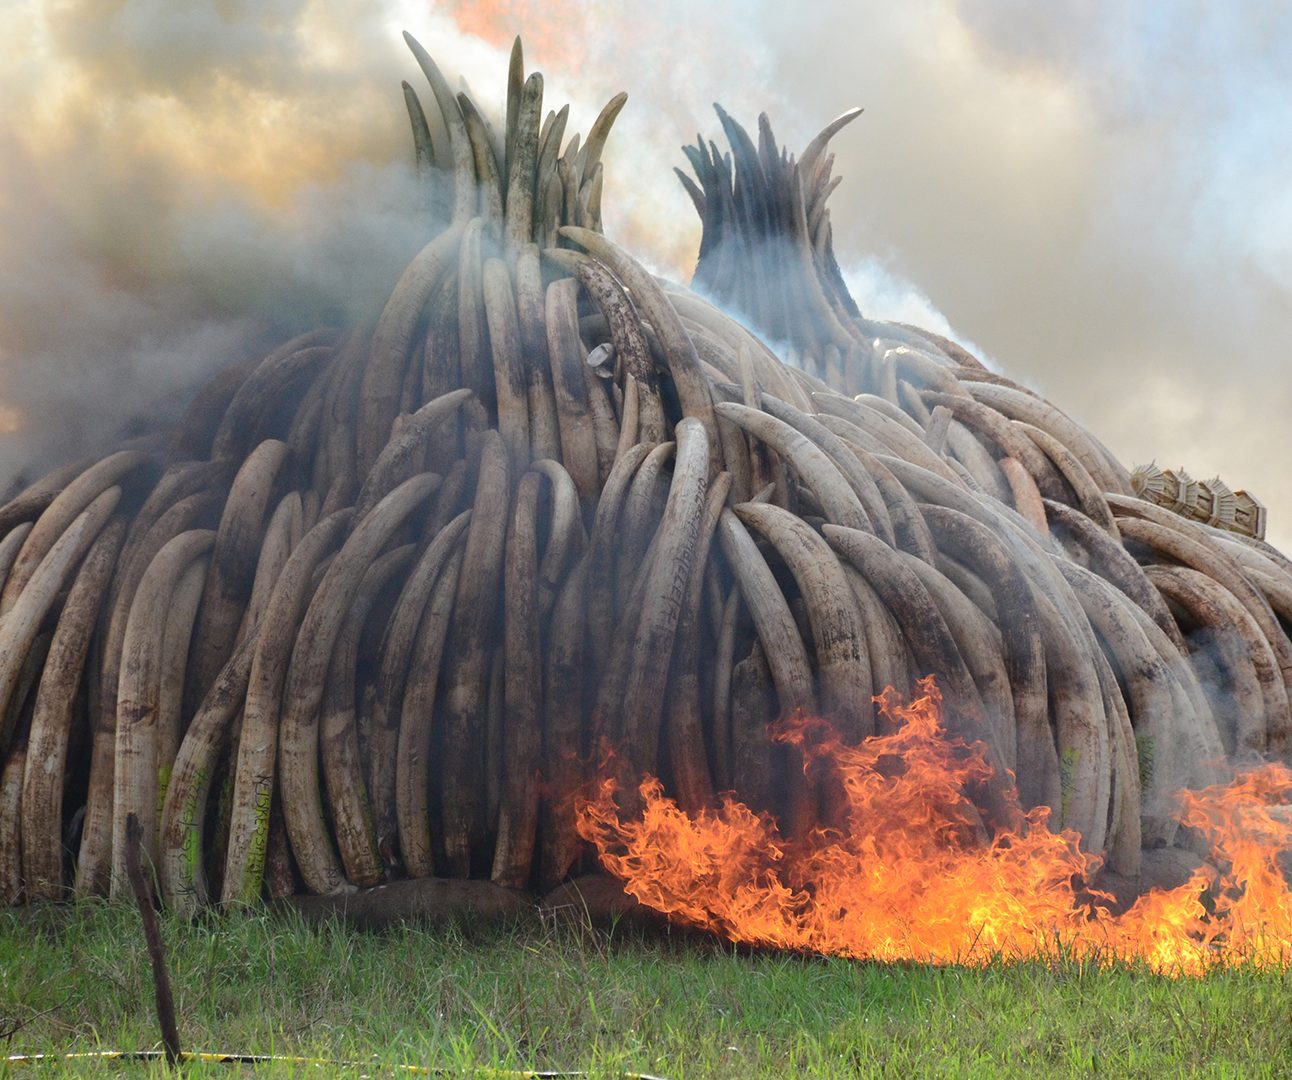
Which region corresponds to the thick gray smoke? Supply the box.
[0,1,448,488]
[2,1,1289,551]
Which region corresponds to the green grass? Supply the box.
[1,901,1290,1078]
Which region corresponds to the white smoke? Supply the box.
[0,2,491,489]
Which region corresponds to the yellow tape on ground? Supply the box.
[4,1049,667,1078]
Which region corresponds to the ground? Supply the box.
[1,901,1289,1077]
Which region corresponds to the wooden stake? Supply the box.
[124,813,181,1066]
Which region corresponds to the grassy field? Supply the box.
[2,900,1290,1078]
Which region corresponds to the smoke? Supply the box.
[1,2,1289,553]
[747,1,1292,548]
[0,1,484,488]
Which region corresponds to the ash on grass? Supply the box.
[1,903,1290,1078]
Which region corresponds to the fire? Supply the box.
[576,678,1292,975]
[444,1,589,69]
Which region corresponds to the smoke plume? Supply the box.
[1,2,1288,549]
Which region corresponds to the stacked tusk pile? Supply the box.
[2,34,1290,915]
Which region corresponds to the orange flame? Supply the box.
[443,1,588,70]
[576,678,1292,975]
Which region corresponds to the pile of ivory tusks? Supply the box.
[3,35,1292,914]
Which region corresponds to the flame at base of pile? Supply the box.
[576,678,1292,975]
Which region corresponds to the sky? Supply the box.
[1,0,1289,548]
